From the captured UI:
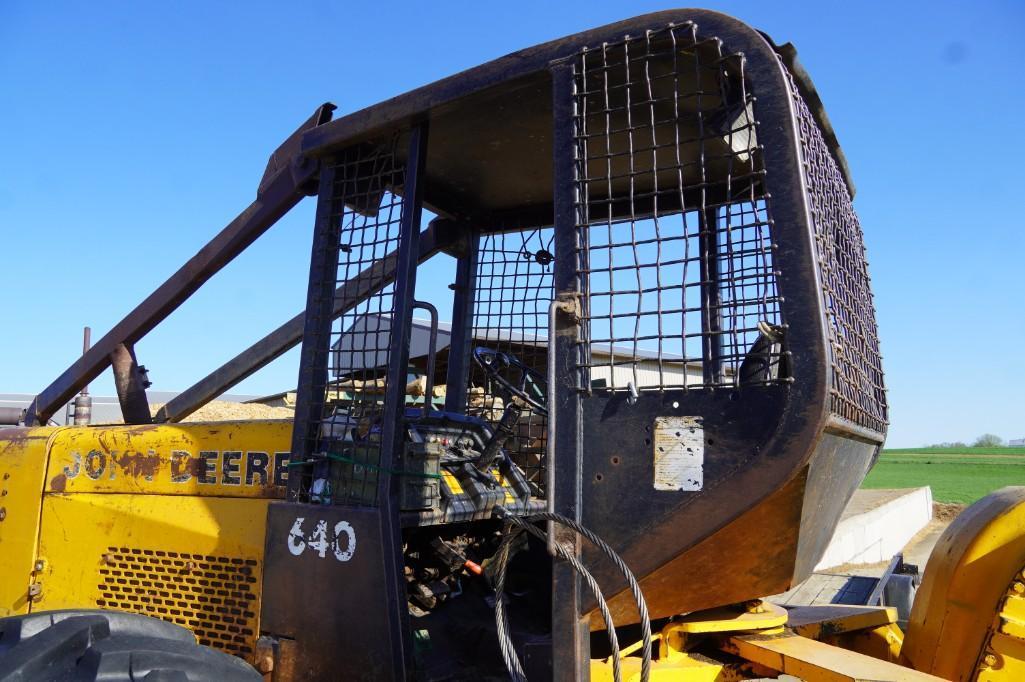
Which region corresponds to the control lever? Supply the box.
[474,401,522,474]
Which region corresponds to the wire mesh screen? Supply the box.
[787,68,887,433]
[294,138,406,506]
[468,228,554,493]
[573,23,785,392]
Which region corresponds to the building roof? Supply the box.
[331,313,699,375]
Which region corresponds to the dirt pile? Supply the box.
[933,501,965,522]
[148,401,294,422]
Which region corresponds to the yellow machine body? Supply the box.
[0,427,53,616]
[0,420,291,662]
[590,601,945,682]
[6,417,1025,681]
[902,487,1025,682]
[591,489,1025,681]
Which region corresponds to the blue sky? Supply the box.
[1,1,1022,447]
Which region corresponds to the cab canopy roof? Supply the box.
[297,9,851,228]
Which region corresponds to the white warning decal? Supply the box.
[287,517,356,561]
[653,416,704,491]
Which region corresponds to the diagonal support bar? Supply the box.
[109,343,152,424]
[23,103,336,426]
[153,220,460,424]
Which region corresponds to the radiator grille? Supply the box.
[787,69,887,433]
[95,547,260,658]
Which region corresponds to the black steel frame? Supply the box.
[375,123,429,677]
[549,60,588,678]
[443,226,479,413]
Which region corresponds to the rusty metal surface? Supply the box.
[109,342,152,425]
[258,103,336,196]
[786,604,899,638]
[3,11,891,681]
[260,502,402,681]
[299,11,852,191]
[555,13,833,631]
[96,547,260,659]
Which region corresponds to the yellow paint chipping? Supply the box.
[44,421,292,497]
[0,427,57,616]
[36,493,270,660]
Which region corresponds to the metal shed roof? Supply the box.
[332,314,699,375]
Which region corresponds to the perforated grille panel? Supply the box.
[95,547,260,658]
[787,69,887,433]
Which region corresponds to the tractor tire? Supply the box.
[0,610,261,681]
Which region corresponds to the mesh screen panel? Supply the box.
[468,228,554,492]
[293,139,407,506]
[573,23,785,392]
[95,547,259,659]
[787,69,887,433]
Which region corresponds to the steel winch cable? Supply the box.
[491,508,652,682]
[531,510,653,680]
[493,515,623,682]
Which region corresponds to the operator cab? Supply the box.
[272,9,886,679]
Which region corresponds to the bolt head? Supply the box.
[0,507,6,521]
[33,559,45,572]
[985,654,998,667]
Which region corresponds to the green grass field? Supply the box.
[861,448,1025,504]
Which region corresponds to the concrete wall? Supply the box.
[815,487,933,570]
